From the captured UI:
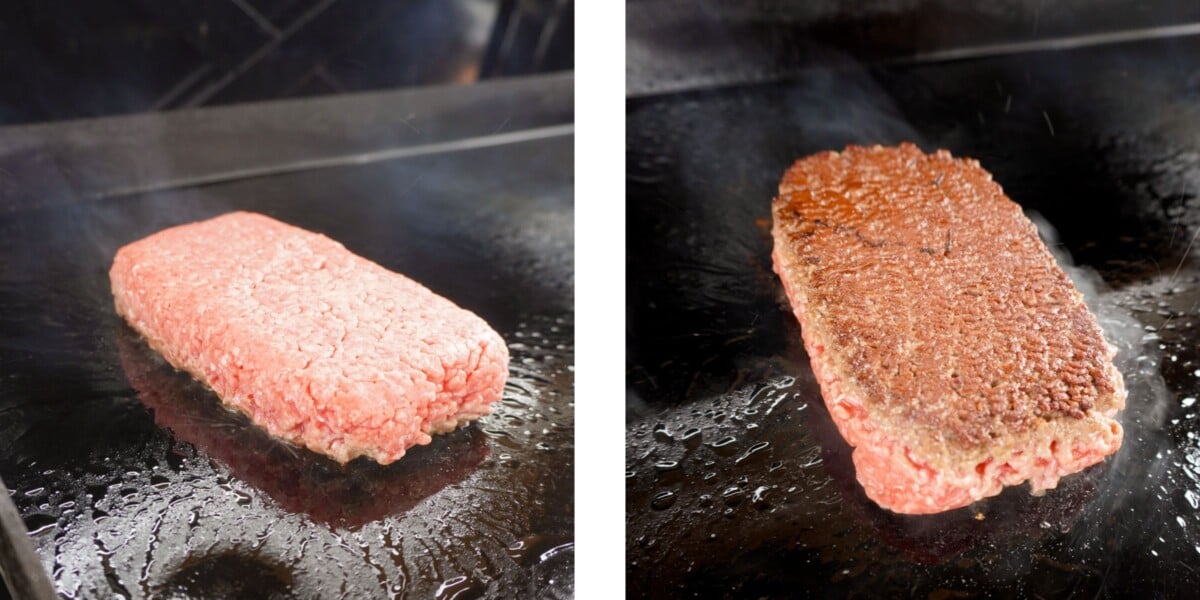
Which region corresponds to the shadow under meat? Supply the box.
[115,323,489,529]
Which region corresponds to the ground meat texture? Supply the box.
[771,144,1126,514]
[110,211,509,465]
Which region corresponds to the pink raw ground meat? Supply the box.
[110,211,508,465]
[772,144,1125,514]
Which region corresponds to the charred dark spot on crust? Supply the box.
[783,205,804,220]
[854,230,886,248]
[788,230,817,244]
[811,220,890,249]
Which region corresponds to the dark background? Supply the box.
[0,0,573,126]
[628,0,1200,96]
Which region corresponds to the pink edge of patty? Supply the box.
[773,247,1123,514]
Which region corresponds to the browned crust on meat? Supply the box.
[771,143,1124,455]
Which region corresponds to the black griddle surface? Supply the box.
[626,34,1200,598]
[0,124,573,596]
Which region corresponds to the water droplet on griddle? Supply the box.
[651,491,677,510]
[750,486,772,509]
[710,436,739,456]
[653,427,674,443]
[722,487,744,507]
[735,441,770,464]
[680,428,703,450]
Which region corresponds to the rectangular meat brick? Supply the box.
[110,211,508,465]
[771,144,1126,514]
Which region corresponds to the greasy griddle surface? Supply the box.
[627,35,1200,598]
[0,136,573,598]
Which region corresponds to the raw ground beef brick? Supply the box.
[110,211,508,465]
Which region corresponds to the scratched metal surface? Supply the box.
[626,32,1200,598]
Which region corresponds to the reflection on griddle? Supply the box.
[160,552,294,600]
[115,324,488,529]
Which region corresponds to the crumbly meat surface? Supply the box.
[772,144,1125,513]
[110,211,509,465]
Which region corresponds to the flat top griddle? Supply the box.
[0,73,573,599]
[625,29,1200,599]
